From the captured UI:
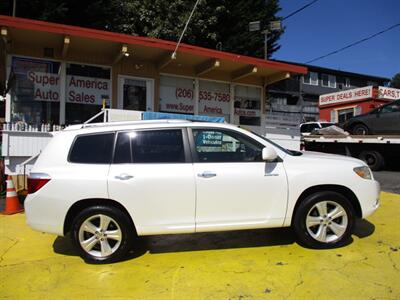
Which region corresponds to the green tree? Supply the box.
[218,0,282,58]
[0,0,283,59]
[390,73,400,88]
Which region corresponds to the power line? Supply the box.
[306,22,400,64]
[283,0,320,20]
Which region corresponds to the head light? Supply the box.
[353,166,372,180]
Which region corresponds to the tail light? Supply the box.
[28,173,51,194]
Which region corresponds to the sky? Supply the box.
[274,0,400,79]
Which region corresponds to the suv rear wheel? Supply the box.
[71,205,134,263]
[293,191,354,248]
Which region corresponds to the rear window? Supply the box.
[320,123,334,128]
[69,133,115,164]
[300,124,319,133]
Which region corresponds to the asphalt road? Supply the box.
[373,171,400,194]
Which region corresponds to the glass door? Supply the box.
[118,76,154,111]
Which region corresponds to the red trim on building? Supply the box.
[0,15,307,75]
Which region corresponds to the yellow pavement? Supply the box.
[0,192,399,300]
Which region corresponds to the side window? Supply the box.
[69,133,115,164]
[114,129,185,163]
[192,129,263,163]
[114,132,132,163]
[381,102,400,114]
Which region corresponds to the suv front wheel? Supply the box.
[293,192,355,248]
[71,205,134,263]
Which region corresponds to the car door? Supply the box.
[374,101,400,133]
[108,128,196,235]
[190,127,288,232]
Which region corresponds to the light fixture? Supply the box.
[0,27,7,36]
[122,44,130,57]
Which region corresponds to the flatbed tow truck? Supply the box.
[303,134,400,171]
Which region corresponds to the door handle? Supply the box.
[198,171,217,178]
[115,173,134,180]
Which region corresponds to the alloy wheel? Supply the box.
[305,201,348,243]
[78,214,122,258]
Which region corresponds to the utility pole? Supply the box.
[12,0,17,17]
[262,30,268,60]
[249,20,282,60]
[299,75,304,123]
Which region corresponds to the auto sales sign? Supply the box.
[378,86,400,100]
[319,86,373,107]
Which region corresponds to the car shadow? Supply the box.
[144,227,295,254]
[52,220,375,261]
[353,219,375,238]
[53,227,296,261]
[53,234,148,263]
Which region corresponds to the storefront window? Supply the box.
[337,108,354,123]
[159,75,194,114]
[234,85,262,126]
[199,80,230,122]
[10,56,60,127]
[121,78,147,111]
[65,64,111,125]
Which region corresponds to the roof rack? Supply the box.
[64,119,191,131]
[83,119,191,128]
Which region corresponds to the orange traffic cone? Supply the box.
[2,176,24,215]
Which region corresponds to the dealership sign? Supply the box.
[378,86,400,100]
[198,80,230,118]
[159,75,195,114]
[319,86,373,107]
[27,71,61,102]
[66,75,111,105]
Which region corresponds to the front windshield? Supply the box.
[250,131,302,156]
[320,123,335,128]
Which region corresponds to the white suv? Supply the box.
[25,120,380,263]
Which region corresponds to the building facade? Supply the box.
[0,15,306,174]
[267,62,390,125]
[0,16,306,129]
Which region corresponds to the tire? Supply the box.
[71,205,134,263]
[352,123,369,135]
[292,192,355,249]
[359,150,385,171]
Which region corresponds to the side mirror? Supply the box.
[262,147,278,161]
